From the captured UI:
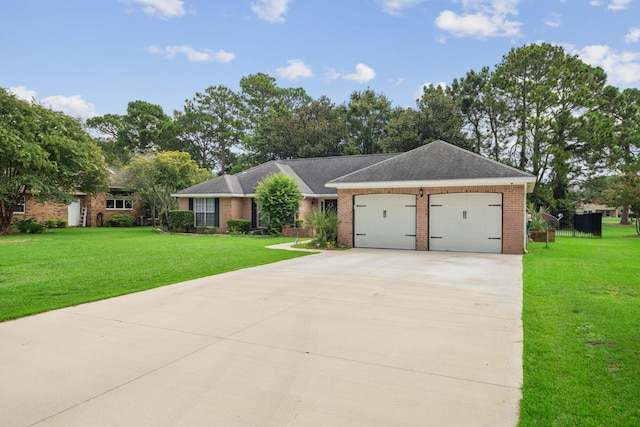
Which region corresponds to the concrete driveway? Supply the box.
[0,248,523,427]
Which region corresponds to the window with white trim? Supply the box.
[194,198,216,227]
[106,198,133,210]
[14,197,25,214]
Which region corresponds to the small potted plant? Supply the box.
[528,203,555,242]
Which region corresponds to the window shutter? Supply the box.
[251,199,257,228]
[214,198,220,227]
[188,198,193,211]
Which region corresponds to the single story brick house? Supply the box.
[576,202,620,218]
[174,140,536,254]
[13,169,144,227]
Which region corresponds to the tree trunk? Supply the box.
[1,213,13,235]
[620,206,630,225]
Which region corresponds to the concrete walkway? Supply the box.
[0,249,523,426]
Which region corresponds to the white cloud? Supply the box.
[625,28,640,43]
[276,59,313,80]
[8,85,37,101]
[343,63,376,83]
[435,0,522,39]
[324,68,341,81]
[148,45,235,63]
[9,86,98,119]
[251,0,292,23]
[608,0,631,10]
[413,82,447,102]
[378,0,425,16]
[121,0,185,19]
[589,0,631,10]
[577,44,640,85]
[544,12,562,28]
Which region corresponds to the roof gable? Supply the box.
[327,140,534,185]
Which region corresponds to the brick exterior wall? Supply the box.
[179,197,253,233]
[15,194,144,227]
[179,196,323,232]
[336,184,527,255]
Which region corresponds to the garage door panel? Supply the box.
[354,195,416,250]
[429,193,502,254]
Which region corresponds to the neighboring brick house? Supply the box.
[13,169,144,227]
[174,140,537,254]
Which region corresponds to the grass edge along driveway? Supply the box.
[0,227,312,322]
[519,220,640,426]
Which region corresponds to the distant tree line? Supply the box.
[80,42,638,223]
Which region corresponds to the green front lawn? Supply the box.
[0,227,312,322]
[2,220,639,425]
[520,219,640,426]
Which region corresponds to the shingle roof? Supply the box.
[175,153,397,197]
[174,140,535,197]
[279,154,396,195]
[327,140,534,184]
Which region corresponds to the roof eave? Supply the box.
[171,192,246,198]
[326,177,537,193]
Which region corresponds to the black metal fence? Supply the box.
[556,212,602,238]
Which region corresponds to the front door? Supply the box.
[68,199,81,227]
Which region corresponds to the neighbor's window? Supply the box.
[194,198,216,227]
[14,197,26,214]
[106,199,133,210]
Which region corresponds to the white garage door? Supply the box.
[429,193,502,254]
[354,194,416,250]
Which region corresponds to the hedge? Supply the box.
[107,214,135,227]
[227,219,251,234]
[162,210,194,232]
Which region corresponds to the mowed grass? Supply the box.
[520,219,640,426]
[0,227,312,322]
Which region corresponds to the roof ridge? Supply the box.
[275,162,314,194]
[235,159,278,177]
[280,152,398,164]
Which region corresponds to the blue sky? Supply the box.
[2,0,639,120]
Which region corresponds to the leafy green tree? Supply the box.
[448,67,510,159]
[86,100,174,166]
[239,74,310,161]
[254,173,302,233]
[493,43,607,204]
[0,88,109,234]
[267,96,348,159]
[382,86,469,152]
[239,73,281,165]
[237,73,312,168]
[123,151,212,226]
[583,86,640,223]
[603,171,640,233]
[177,85,245,174]
[381,108,422,152]
[343,89,392,154]
[417,85,471,150]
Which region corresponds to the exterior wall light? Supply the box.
[419,188,424,198]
